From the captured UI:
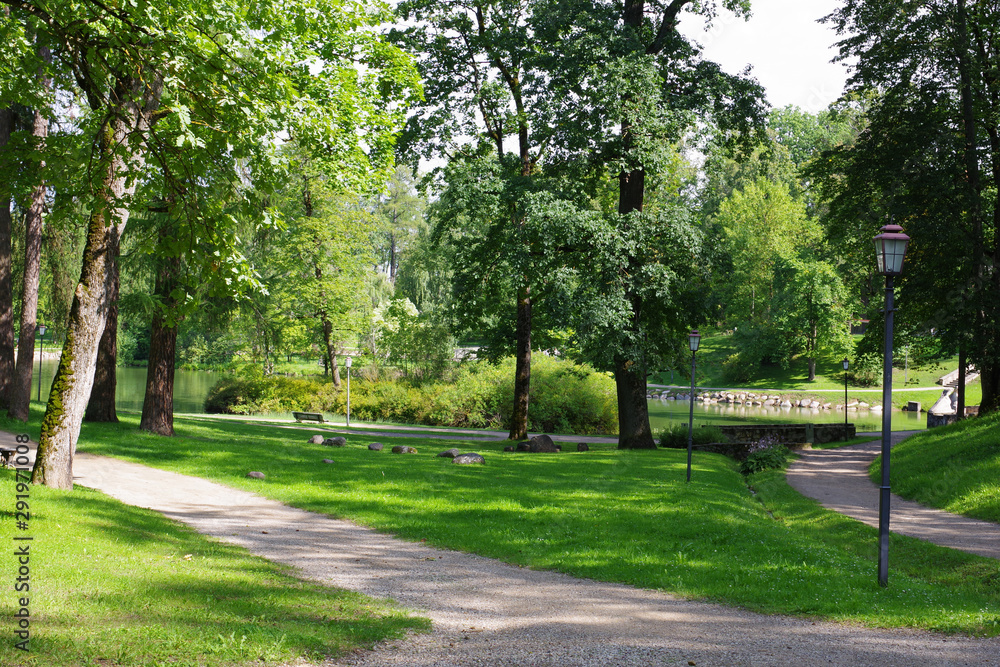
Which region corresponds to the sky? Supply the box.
[677,1,851,113]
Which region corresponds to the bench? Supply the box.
[292,411,325,424]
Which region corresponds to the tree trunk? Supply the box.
[32,76,161,489]
[319,312,342,388]
[84,233,120,423]
[0,107,15,408]
[508,284,531,440]
[808,322,817,382]
[615,356,655,449]
[139,311,177,436]
[7,103,48,422]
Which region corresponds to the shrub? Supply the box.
[740,436,790,475]
[658,424,726,449]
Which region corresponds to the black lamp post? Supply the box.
[873,223,910,587]
[686,329,701,483]
[345,356,352,428]
[36,323,47,403]
[842,357,849,441]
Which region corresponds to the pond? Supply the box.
[32,360,222,415]
[647,395,925,433]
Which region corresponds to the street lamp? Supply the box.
[345,356,352,428]
[873,223,910,587]
[686,329,701,483]
[36,324,47,403]
[842,357,849,441]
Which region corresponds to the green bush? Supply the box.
[203,356,618,434]
[740,437,790,475]
[658,423,726,448]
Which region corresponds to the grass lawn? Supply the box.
[0,461,427,666]
[7,409,999,637]
[870,410,1000,523]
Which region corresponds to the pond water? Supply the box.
[30,359,926,431]
[647,396,925,433]
[32,360,222,415]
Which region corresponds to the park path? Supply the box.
[3,429,1000,666]
[786,431,1000,560]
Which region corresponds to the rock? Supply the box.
[391,445,417,454]
[515,441,531,452]
[823,403,832,410]
[368,442,384,451]
[858,402,870,409]
[503,445,515,452]
[780,400,793,408]
[799,398,811,408]
[308,435,325,445]
[323,437,347,447]
[438,448,461,458]
[810,400,821,409]
[452,453,486,465]
[871,405,883,413]
[322,459,334,464]
[246,471,265,479]
[577,443,589,452]
[528,434,560,453]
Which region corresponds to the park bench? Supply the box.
[292,411,325,424]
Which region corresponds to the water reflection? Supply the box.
[648,395,925,433]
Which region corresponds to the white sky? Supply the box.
[678,0,851,113]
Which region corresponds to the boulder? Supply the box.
[503,445,515,452]
[391,445,417,454]
[368,442,384,451]
[515,441,531,452]
[528,434,560,453]
[322,459,334,464]
[437,448,461,458]
[246,471,265,479]
[780,400,793,408]
[452,453,486,465]
[323,437,347,447]
[810,400,821,409]
[308,435,325,445]
[577,443,590,452]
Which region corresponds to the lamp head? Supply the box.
[688,329,701,352]
[345,356,352,368]
[842,357,849,371]
[873,224,910,276]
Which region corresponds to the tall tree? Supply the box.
[0,106,14,408]
[2,0,418,488]
[822,0,1000,413]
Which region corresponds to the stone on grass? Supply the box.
[308,435,325,445]
[577,443,589,452]
[452,453,486,465]
[322,459,334,464]
[438,448,461,458]
[323,437,347,447]
[368,443,384,451]
[528,434,559,453]
[503,445,515,452]
[392,445,418,454]
[515,441,531,452]
[246,471,265,479]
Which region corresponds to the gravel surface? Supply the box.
[4,430,999,666]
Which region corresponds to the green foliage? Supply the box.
[847,351,883,388]
[657,423,726,449]
[204,355,618,434]
[739,437,790,475]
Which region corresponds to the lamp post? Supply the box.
[842,357,849,441]
[345,356,352,428]
[36,324,47,403]
[873,223,910,587]
[686,329,701,483]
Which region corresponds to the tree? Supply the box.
[375,166,426,284]
[528,0,767,447]
[0,106,14,408]
[3,0,418,488]
[821,0,1000,413]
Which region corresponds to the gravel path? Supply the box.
[4,430,1000,666]
[786,432,1000,560]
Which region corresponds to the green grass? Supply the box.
[0,466,427,666]
[11,411,998,636]
[870,410,1000,523]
